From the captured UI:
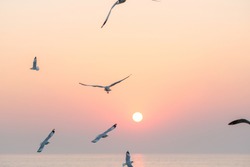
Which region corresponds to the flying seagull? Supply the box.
[122,151,134,167]
[79,74,131,94]
[228,119,250,125]
[30,57,39,71]
[101,0,126,28]
[91,124,117,143]
[37,129,55,153]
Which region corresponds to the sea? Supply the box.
[0,154,250,167]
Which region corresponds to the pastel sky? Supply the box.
[0,0,250,154]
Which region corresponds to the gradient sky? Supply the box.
[0,0,250,154]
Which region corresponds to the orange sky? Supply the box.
[0,0,250,153]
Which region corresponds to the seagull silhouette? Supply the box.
[79,74,131,94]
[101,0,126,28]
[37,129,55,153]
[30,57,39,71]
[92,124,117,143]
[228,119,250,125]
[122,151,134,167]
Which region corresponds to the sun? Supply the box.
[132,112,143,122]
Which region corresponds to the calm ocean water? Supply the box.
[0,154,250,167]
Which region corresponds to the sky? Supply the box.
[0,0,250,154]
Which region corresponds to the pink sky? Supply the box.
[0,0,250,153]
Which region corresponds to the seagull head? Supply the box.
[104,86,111,93]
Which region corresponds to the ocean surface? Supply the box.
[0,154,250,167]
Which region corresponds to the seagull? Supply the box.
[37,129,55,153]
[228,119,250,125]
[101,0,126,28]
[79,74,131,94]
[122,151,134,167]
[91,124,117,143]
[30,57,39,71]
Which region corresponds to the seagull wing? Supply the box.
[79,83,105,88]
[101,1,119,28]
[103,124,117,134]
[37,129,55,153]
[43,129,55,142]
[125,151,133,167]
[92,124,117,143]
[33,57,37,68]
[109,75,131,87]
[91,134,102,143]
[228,119,250,125]
[126,151,131,163]
[37,143,45,153]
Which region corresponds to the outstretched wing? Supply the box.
[44,129,55,142]
[101,1,119,28]
[37,129,55,153]
[103,124,117,134]
[92,124,116,143]
[37,144,45,153]
[79,83,105,88]
[91,134,102,143]
[33,57,37,68]
[126,151,131,163]
[109,74,131,87]
[228,119,250,125]
[126,151,133,167]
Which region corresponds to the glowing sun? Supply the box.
[132,112,143,122]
